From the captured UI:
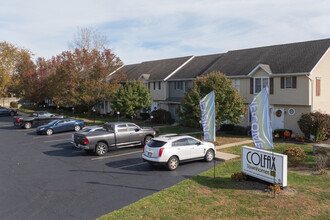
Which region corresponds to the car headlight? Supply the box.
[40,128,45,130]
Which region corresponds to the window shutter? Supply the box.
[250,78,254,94]
[316,78,321,96]
[292,76,297,88]
[159,82,161,90]
[281,77,284,89]
[153,82,155,90]
[270,78,274,94]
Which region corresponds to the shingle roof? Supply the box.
[167,53,223,80]
[203,38,330,76]
[124,56,193,81]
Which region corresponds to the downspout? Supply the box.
[306,74,314,112]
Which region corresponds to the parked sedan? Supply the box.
[36,118,85,135]
[0,106,17,116]
[142,134,215,170]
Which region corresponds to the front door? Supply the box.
[271,107,284,130]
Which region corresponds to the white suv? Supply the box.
[142,134,215,170]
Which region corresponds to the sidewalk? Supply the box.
[215,140,253,161]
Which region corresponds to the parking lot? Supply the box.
[0,115,216,220]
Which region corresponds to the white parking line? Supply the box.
[91,150,142,160]
[115,162,146,169]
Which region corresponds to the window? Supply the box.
[233,79,240,92]
[174,81,183,90]
[186,138,200,145]
[281,76,297,89]
[316,77,321,96]
[117,124,128,132]
[285,77,292,88]
[147,140,167,148]
[153,82,161,90]
[254,77,269,93]
[128,124,139,131]
[172,138,188,147]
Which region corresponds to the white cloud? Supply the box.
[0,0,329,64]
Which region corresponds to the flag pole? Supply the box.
[267,86,276,198]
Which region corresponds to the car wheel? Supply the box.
[9,111,15,116]
[144,135,153,145]
[74,125,81,132]
[46,129,53,135]
[167,156,179,171]
[24,122,32,129]
[204,149,215,162]
[95,142,108,156]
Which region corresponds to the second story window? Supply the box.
[153,82,161,90]
[254,77,269,93]
[281,76,297,89]
[174,81,183,90]
[232,79,240,92]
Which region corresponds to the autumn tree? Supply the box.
[111,80,152,118]
[10,56,53,104]
[0,42,31,98]
[48,48,125,114]
[178,72,246,127]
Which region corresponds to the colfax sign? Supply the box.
[242,146,287,187]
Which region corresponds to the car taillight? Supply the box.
[17,118,20,123]
[83,138,89,145]
[159,148,164,157]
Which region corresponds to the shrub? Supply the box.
[298,111,330,142]
[220,124,250,136]
[10,101,18,108]
[283,147,306,166]
[73,105,89,114]
[273,129,292,138]
[151,109,174,124]
[315,147,330,170]
[231,125,250,136]
[230,172,247,182]
[268,184,282,194]
[139,113,150,120]
[219,124,235,131]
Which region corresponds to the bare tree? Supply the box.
[69,27,109,52]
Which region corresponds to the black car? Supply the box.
[13,111,65,129]
[0,106,17,116]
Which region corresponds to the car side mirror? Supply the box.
[198,142,202,145]
[135,128,140,132]
[51,115,55,117]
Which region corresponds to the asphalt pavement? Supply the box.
[0,115,217,220]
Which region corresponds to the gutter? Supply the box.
[306,74,314,112]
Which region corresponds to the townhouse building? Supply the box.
[107,38,330,134]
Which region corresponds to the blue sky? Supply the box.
[1,0,329,64]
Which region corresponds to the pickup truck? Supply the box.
[13,111,65,129]
[71,122,156,156]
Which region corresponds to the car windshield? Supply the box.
[48,120,59,125]
[147,140,167,148]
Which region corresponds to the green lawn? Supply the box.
[98,142,330,220]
